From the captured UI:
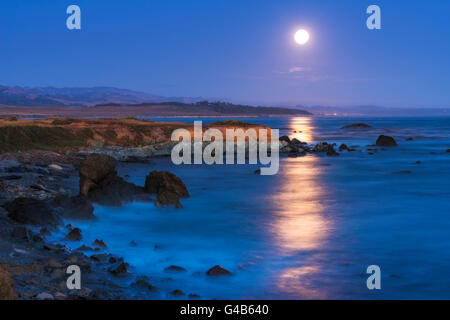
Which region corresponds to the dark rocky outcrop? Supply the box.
[446,149,450,153]
[156,190,183,208]
[0,267,18,300]
[131,277,157,292]
[145,171,189,208]
[109,262,128,275]
[206,265,231,276]
[79,154,143,206]
[6,197,61,226]
[339,144,349,152]
[164,265,186,272]
[376,135,398,147]
[52,195,95,220]
[341,123,372,129]
[65,228,82,241]
[92,239,108,249]
[171,289,184,296]
[314,142,339,156]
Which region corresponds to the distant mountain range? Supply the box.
[0,85,203,107]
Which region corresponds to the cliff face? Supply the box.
[0,118,269,153]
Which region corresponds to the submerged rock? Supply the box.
[341,123,372,129]
[0,267,18,300]
[109,262,128,275]
[339,144,349,152]
[156,190,183,208]
[164,265,186,272]
[65,228,82,241]
[206,265,231,276]
[92,239,108,249]
[376,135,398,147]
[6,197,61,226]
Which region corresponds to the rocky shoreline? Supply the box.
[2,118,448,300]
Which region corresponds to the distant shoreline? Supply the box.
[0,105,312,119]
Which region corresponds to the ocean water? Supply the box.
[63,116,450,299]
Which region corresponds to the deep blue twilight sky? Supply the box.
[0,0,449,107]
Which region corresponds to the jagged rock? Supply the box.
[79,154,143,206]
[90,254,108,262]
[0,266,18,300]
[314,142,329,152]
[341,123,372,129]
[76,245,94,252]
[339,144,349,152]
[326,145,339,156]
[145,171,189,208]
[156,191,182,208]
[131,277,157,292]
[171,289,184,296]
[313,142,339,156]
[52,195,95,220]
[376,135,398,147]
[279,136,291,143]
[65,228,82,241]
[446,149,450,153]
[92,239,108,249]
[206,265,231,276]
[79,154,116,195]
[6,197,61,226]
[144,171,189,197]
[109,262,128,275]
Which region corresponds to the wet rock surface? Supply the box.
[206,265,231,276]
[341,123,372,129]
[6,198,61,227]
[79,154,144,206]
[376,135,398,147]
[145,170,189,208]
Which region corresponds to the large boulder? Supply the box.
[6,197,61,226]
[79,154,143,206]
[376,135,397,147]
[0,267,18,300]
[145,171,189,208]
[79,154,116,196]
[52,195,95,220]
[314,142,339,156]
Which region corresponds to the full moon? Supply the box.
[294,29,310,45]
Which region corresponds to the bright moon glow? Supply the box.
[294,29,310,45]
